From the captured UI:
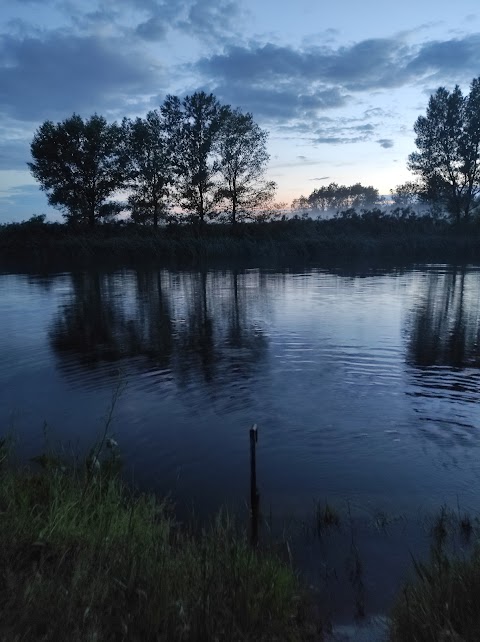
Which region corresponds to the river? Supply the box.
[1,263,479,623]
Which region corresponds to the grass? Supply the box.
[314,501,340,537]
[390,507,480,641]
[0,438,318,641]
[1,210,480,268]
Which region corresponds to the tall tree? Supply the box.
[161,91,227,224]
[126,111,172,227]
[29,114,127,227]
[408,78,480,222]
[215,108,276,224]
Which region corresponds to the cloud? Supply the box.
[206,82,348,122]
[196,33,480,97]
[178,0,245,42]
[309,176,330,181]
[195,39,411,89]
[377,138,394,148]
[135,16,168,41]
[0,31,162,121]
[110,0,246,44]
[405,34,480,81]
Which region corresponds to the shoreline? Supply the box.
[1,216,480,270]
[2,434,480,640]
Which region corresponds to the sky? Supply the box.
[1,0,480,222]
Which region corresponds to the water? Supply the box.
[1,263,479,623]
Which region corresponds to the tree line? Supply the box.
[292,182,381,213]
[294,77,480,223]
[29,92,275,227]
[29,78,480,229]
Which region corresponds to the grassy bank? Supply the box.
[1,212,480,268]
[390,508,480,642]
[0,439,316,641]
[4,430,480,641]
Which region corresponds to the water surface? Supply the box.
[1,264,479,619]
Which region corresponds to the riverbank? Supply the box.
[3,432,480,640]
[1,213,479,268]
[0,437,320,641]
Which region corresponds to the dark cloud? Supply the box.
[377,138,394,148]
[192,32,480,141]
[406,34,480,80]
[195,40,410,89]
[0,31,161,121]
[135,16,168,41]
[309,176,330,181]
[124,0,244,44]
[196,33,480,94]
[209,82,348,122]
[179,0,244,42]
[355,123,375,132]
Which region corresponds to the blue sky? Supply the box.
[1,0,479,221]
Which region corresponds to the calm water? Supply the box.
[1,263,480,619]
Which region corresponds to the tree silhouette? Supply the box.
[292,182,380,213]
[29,114,128,227]
[125,111,173,226]
[162,92,227,225]
[215,109,276,224]
[408,77,480,222]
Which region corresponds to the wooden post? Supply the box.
[249,424,260,547]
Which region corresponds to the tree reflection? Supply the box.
[51,271,132,365]
[50,268,269,395]
[176,270,216,384]
[407,268,480,369]
[132,270,173,368]
[174,270,268,394]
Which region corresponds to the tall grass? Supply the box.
[0,442,315,641]
[390,507,480,641]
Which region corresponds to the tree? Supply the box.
[408,78,480,222]
[391,181,422,208]
[293,182,380,213]
[126,111,172,227]
[215,108,276,224]
[162,91,227,225]
[29,114,127,227]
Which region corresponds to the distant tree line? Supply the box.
[393,76,480,222]
[292,182,381,213]
[29,92,275,227]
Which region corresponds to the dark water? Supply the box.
[1,264,480,620]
